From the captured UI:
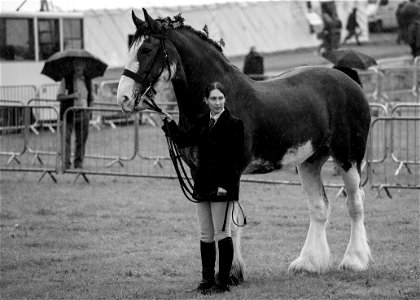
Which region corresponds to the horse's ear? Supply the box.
[142,8,162,33]
[132,11,144,29]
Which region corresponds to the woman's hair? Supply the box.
[204,82,226,98]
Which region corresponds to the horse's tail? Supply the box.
[230,204,245,285]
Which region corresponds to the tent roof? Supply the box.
[84,1,367,67]
[84,1,320,67]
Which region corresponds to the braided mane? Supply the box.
[156,14,224,53]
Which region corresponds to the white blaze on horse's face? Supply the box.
[117,37,143,112]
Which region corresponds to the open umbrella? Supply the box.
[322,49,377,70]
[41,49,108,81]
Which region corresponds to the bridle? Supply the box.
[122,33,171,113]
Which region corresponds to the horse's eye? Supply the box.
[141,48,152,55]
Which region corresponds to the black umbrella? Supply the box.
[322,49,377,70]
[41,49,108,81]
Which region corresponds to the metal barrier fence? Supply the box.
[379,66,419,104]
[39,83,60,100]
[0,85,37,104]
[2,104,418,196]
[59,107,180,183]
[0,105,59,181]
[1,62,418,195]
[27,99,60,133]
[368,116,420,198]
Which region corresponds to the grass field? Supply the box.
[0,171,418,299]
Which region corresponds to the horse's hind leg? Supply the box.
[337,163,372,271]
[289,155,331,273]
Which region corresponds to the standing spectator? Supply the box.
[396,1,408,44]
[343,8,362,45]
[398,0,420,58]
[319,11,342,55]
[243,46,264,78]
[407,19,420,57]
[57,60,93,169]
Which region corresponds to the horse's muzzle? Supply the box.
[119,95,136,113]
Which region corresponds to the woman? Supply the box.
[57,59,93,169]
[161,82,244,294]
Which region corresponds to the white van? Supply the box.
[367,0,400,32]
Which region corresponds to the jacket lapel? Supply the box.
[210,109,229,133]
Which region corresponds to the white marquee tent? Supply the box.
[84,0,369,67]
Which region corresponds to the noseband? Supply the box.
[122,33,171,113]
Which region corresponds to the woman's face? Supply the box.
[205,89,226,116]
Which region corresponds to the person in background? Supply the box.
[57,59,93,169]
[343,8,362,46]
[396,0,420,58]
[319,11,342,55]
[243,46,264,79]
[396,1,408,44]
[160,82,245,294]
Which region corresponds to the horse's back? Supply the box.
[255,66,369,114]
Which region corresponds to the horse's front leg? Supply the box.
[289,158,332,273]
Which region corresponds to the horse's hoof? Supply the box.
[339,255,369,271]
[229,274,244,286]
[288,256,331,274]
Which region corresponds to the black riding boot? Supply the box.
[197,240,216,294]
[215,237,234,293]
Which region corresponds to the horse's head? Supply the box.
[117,9,179,112]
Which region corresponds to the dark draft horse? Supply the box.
[117,9,372,279]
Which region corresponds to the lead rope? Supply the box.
[163,118,198,203]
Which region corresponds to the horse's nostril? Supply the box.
[121,96,129,104]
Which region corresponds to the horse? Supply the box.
[117,9,372,279]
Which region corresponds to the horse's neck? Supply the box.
[170,30,245,123]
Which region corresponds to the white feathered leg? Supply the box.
[338,164,372,271]
[289,158,332,273]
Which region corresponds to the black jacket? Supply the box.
[164,109,244,201]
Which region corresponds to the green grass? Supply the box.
[0,172,419,299]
